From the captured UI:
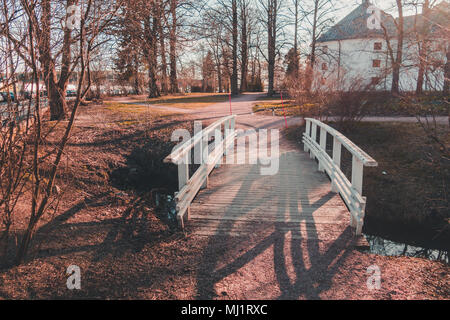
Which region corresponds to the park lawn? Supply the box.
[253,101,304,116]
[104,102,182,118]
[132,93,229,109]
[285,121,449,250]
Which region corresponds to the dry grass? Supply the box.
[253,101,302,116]
[107,93,229,110]
[104,102,180,116]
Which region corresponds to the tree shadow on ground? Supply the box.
[195,152,355,300]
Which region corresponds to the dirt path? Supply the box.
[0,97,448,300]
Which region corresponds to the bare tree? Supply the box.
[202,9,226,93]
[415,0,432,94]
[239,0,252,92]
[169,0,179,93]
[381,0,404,94]
[231,0,239,95]
[0,0,122,265]
[2,0,82,120]
[445,44,450,94]
[157,0,169,95]
[288,0,300,77]
[258,0,285,96]
[299,0,335,93]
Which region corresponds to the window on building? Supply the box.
[374,42,382,50]
[321,63,328,71]
[372,59,381,68]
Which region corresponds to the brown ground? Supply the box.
[0,102,448,299]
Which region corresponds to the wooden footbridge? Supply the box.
[164,115,377,243]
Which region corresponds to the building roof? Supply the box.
[317,0,395,43]
[317,0,449,43]
[402,1,450,36]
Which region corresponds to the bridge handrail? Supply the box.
[303,118,378,235]
[305,118,377,166]
[164,115,236,228]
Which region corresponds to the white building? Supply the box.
[315,0,449,92]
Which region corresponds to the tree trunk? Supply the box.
[158,2,168,95]
[267,0,277,96]
[40,0,68,120]
[134,54,140,94]
[231,0,239,95]
[145,16,160,98]
[240,1,248,92]
[444,46,450,94]
[48,82,67,120]
[169,0,178,93]
[416,0,430,95]
[416,45,425,94]
[294,0,299,77]
[392,0,404,94]
[306,0,318,93]
[218,67,223,93]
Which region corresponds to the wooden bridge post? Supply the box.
[164,115,238,231]
[318,127,327,172]
[223,120,230,156]
[310,123,317,159]
[304,120,311,152]
[178,152,190,225]
[351,155,363,229]
[331,137,341,193]
[356,199,366,235]
[178,153,190,191]
[201,135,209,189]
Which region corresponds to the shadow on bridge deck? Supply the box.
[189,149,357,299]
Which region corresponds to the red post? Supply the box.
[229,92,232,115]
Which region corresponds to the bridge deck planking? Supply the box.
[188,149,361,243]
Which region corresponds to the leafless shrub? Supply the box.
[398,94,449,245]
[0,82,32,267]
[325,78,377,131]
[287,69,376,130]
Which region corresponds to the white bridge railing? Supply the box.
[164,115,236,228]
[303,118,378,235]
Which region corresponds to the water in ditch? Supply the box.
[364,234,449,263]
